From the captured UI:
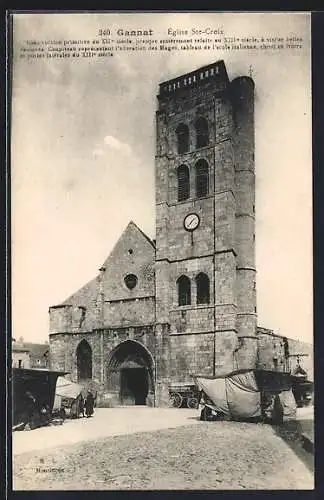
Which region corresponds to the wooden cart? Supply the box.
[169,383,199,409]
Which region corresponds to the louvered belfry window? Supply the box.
[195,160,209,198]
[177,165,190,201]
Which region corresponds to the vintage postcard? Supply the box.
[9,11,313,490]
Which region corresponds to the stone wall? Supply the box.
[49,326,157,406]
[49,221,156,334]
[169,333,214,382]
[256,327,313,381]
[231,76,257,368]
[12,349,30,369]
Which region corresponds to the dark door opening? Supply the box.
[120,368,148,405]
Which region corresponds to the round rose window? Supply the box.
[124,274,138,290]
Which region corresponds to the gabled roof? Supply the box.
[57,221,155,308]
[61,276,98,307]
[23,343,49,360]
[12,342,30,353]
[129,221,155,249]
[101,220,155,269]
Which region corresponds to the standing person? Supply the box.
[79,395,85,417]
[85,390,94,418]
[70,398,78,419]
[272,393,284,425]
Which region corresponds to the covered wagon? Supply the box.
[52,377,85,419]
[194,369,297,423]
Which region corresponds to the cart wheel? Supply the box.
[187,397,198,409]
[200,407,208,421]
[169,392,183,408]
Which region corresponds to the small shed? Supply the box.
[12,368,67,426]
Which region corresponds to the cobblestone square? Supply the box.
[13,408,314,490]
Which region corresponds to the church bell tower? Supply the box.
[154,60,257,406]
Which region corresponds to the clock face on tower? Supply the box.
[184,213,200,232]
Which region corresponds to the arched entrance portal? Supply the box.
[107,340,154,406]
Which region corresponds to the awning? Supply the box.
[55,377,84,399]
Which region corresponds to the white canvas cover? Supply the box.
[279,389,297,421]
[195,377,230,416]
[225,371,262,418]
[53,377,84,410]
[195,370,261,419]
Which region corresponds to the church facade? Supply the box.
[49,60,312,407]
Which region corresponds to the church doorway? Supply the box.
[120,367,148,405]
[107,340,154,406]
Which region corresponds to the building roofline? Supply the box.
[257,326,313,346]
[128,220,156,249]
[159,59,227,87]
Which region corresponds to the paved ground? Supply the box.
[12,407,314,490]
[296,406,314,449]
[13,407,199,455]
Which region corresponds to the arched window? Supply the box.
[195,117,209,148]
[176,123,189,154]
[195,160,209,198]
[76,339,92,381]
[177,275,191,306]
[177,165,190,202]
[196,273,210,305]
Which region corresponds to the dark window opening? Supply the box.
[18,359,22,368]
[283,337,289,359]
[128,249,133,255]
[77,340,92,381]
[195,160,209,198]
[177,275,191,306]
[124,274,138,290]
[195,117,209,148]
[177,165,190,202]
[176,123,189,154]
[196,272,210,304]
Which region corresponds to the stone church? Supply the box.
[49,60,313,407]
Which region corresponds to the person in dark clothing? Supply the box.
[39,403,51,426]
[70,399,79,419]
[23,391,40,430]
[85,391,94,417]
[79,396,85,417]
[25,391,37,413]
[272,393,284,425]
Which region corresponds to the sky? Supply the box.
[11,12,312,344]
